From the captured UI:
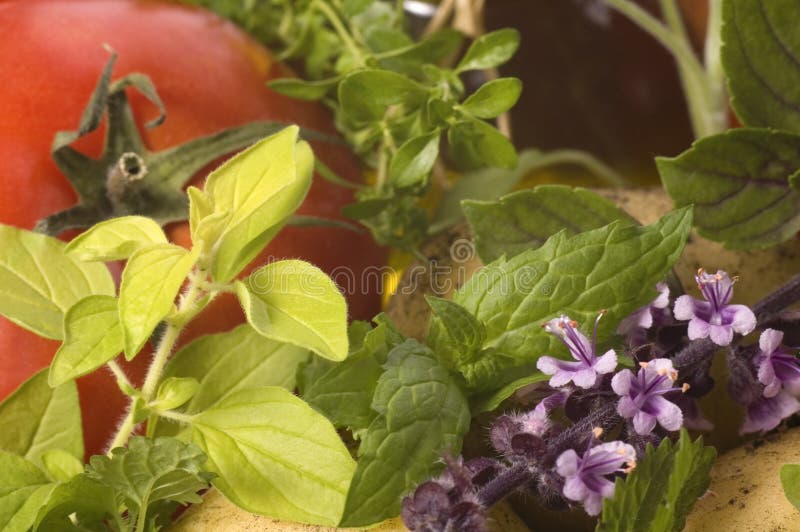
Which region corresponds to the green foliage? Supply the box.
[598,430,716,532]
[65,216,168,261]
[781,464,800,511]
[0,451,54,532]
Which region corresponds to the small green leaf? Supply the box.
[269,77,340,100]
[40,449,84,482]
[0,369,83,467]
[49,295,123,387]
[599,430,716,532]
[781,464,800,511]
[425,296,486,360]
[33,474,116,532]
[376,29,464,70]
[119,244,195,359]
[153,377,199,411]
[191,387,355,526]
[0,451,54,532]
[463,186,636,262]
[469,373,550,414]
[196,126,314,282]
[0,224,114,339]
[236,259,348,361]
[389,130,440,188]
[448,119,517,170]
[64,215,168,261]
[722,0,800,133]
[340,340,471,527]
[461,77,522,119]
[428,208,692,392]
[338,69,428,123]
[658,128,800,249]
[456,28,521,72]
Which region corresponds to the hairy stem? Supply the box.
[477,463,531,507]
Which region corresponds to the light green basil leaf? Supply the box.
[119,244,195,359]
[722,0,800,133]
[461,77,522,119]
[236,259,348,361]
[196,126,314,282]
[781,464,800,511]
[338,69,428,123]
[0,369,83,467]
[64,216,167,261]
[599,430,716,532]
[0,224,114,339]
[152,377,199,412]
[0,451,54,532]
[463,185,637,262]
[456,28,520,72]
[49,295,122,387]
[268,77,340,100]
[658,128,800,249]
[191,387,355,526]
[340,340,471,527]
[448,119,517,170]
[389,130,440,188]
[428,208,692,392]
[40,449,84,483]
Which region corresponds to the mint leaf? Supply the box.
[194,126,313,282]
[0,451,54,532]
[781,464,800,511]
[428,208,692,392]
[236,259,349,361]
[425,295,486,361]
[0,369,83,467]
[86,436,212,527]
[65,215,168,261]
[119,243,196,359]
[340,340,471,527]
[390,130,441,188]
[191,387,355,526]
[722,0,800,133]
[464,185,637,263]
[49,295,123,387]
[447,118,517,170]
[658,128,800,249]
[461,77,522,119]
[598,430,716,532]
[456,28,521,72]
[0,224,114,339]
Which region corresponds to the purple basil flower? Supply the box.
[673,269,756,346]
[536,314,617,389]
[555,440,637,516]
[491,391,567,458]
[755,328,800,398]
[617,282,671,335]
[740,389,800,434]
[611,358,685,435]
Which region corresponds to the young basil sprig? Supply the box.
[0,126,354,530]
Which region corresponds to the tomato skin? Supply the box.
[0,0,385,458]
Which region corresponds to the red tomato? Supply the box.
[0,0,385,458]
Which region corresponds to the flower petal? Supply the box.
[572,367,599,389]
[633,411,657,435]
[653,396,683,431]
[556,449,579,477]
[728,304,756,336]
[673,295,697,320]
[611,369,634,396]
[617,396,638,418]
[708,324,734,346]
[594,350,618,375]
[562,477,589,503]
[687,317,710,341]
[759,328,784,355]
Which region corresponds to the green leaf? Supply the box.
[598,430,716,532]
[425,295,486,361]
[781,464,800,511]
[33,474,116,532]
[428,208,692,392]
[236,259,348,361]
[389,130,440,188]
[375,29,464,70]
[86,436,212,527]
[191,387,355,526]
[40,449,84,483]
[64,215,168,261]
[722,0,800,133]
[49,295,123,387]
[119,243,195,359]
[195,126,314,282]
[447,119,517,170]
[268,77,340,100]
[338,70,428,123]
[0,224,114,339]
[469,373,550,414]
[343,0,372,16]
[0,369,83,467]
[456,28,521,72]
[658,128,800,249]
[0,451,54,532]
[340,340,471,527]
[152,377,199,411]
[461,77,522,119]
[463,186,637,263]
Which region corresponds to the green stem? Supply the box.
[704,0,727,132]
[106,360,134,394]
[154,409,195,425]
[313,0,367,67]
[532,149,630,186]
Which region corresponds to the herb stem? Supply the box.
[477,463,530,507]
[752,273,800,320]
[313,0,367,67]
[106,360,134,394]
[154,409,195,425]
[531,149,629,186]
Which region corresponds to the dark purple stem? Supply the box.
[752,273,800,319]
[476,463,531,507]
